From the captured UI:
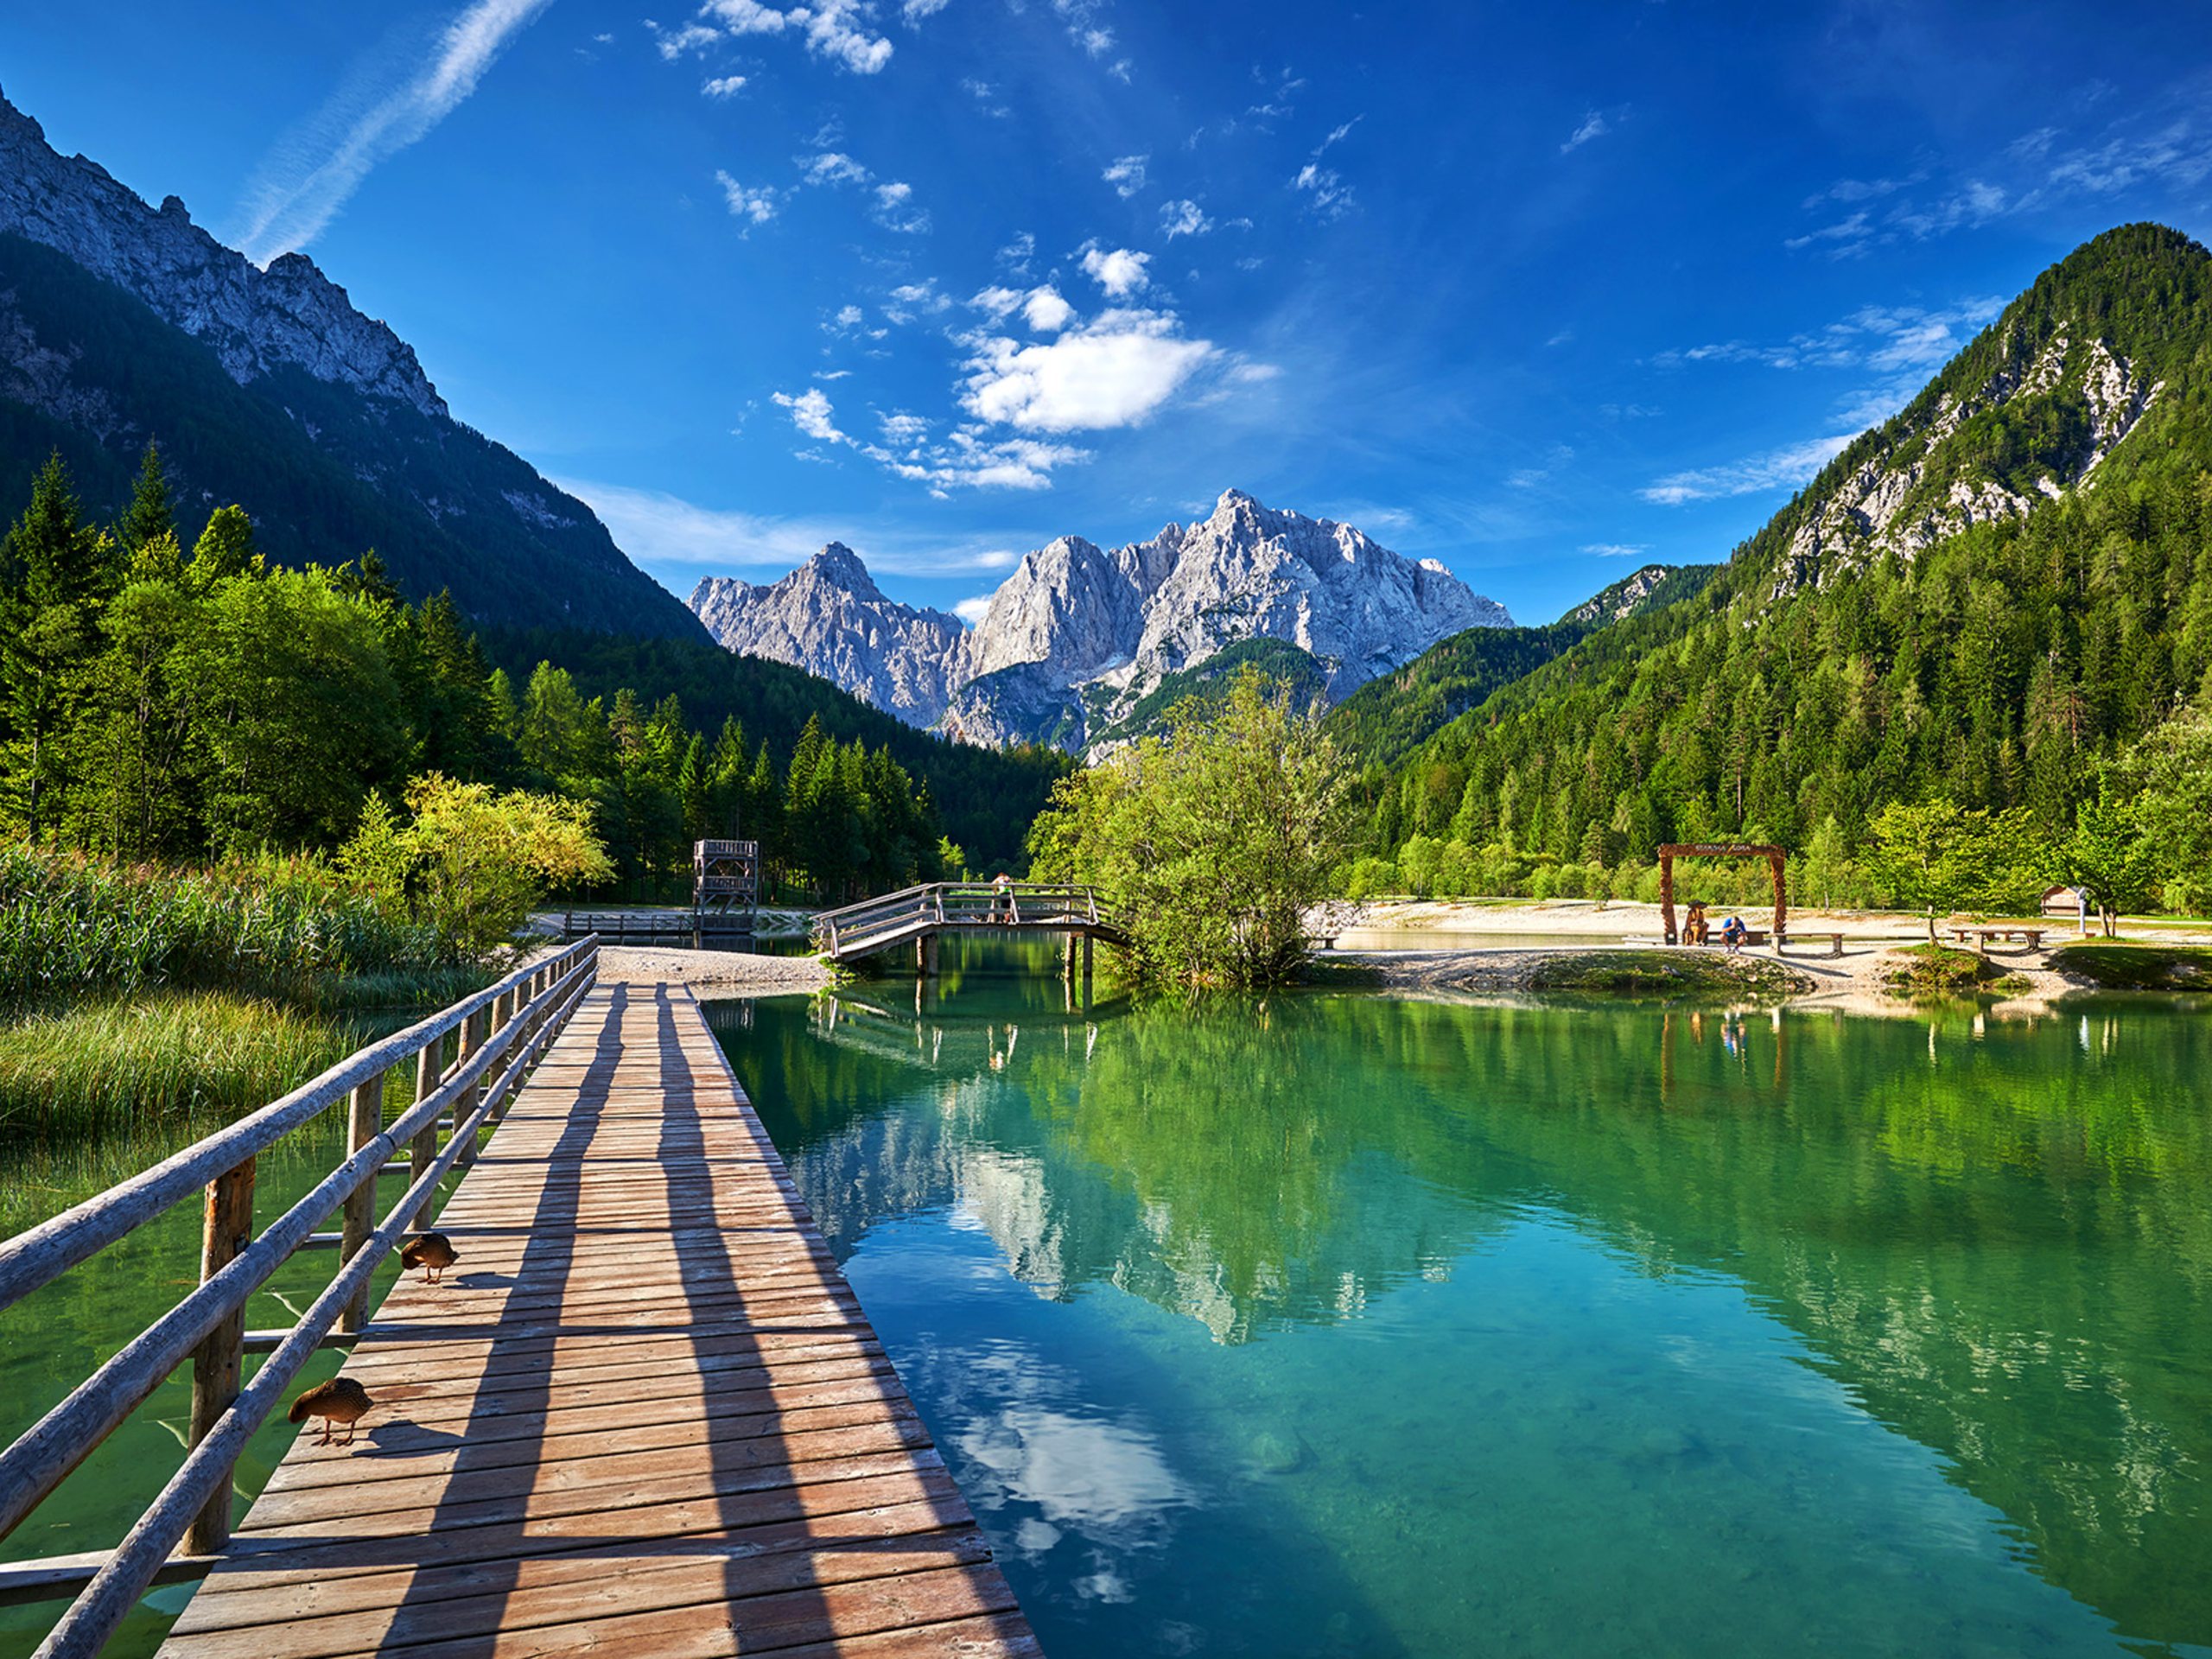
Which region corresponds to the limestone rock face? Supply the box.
[1770,330,2164,602]
[689,545,973,726]
[0,89,444,417]
[689,490,1514,754]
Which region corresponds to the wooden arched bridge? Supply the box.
[815,881,1126,978]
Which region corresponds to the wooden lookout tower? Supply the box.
[693,837,761,917]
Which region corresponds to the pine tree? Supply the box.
[119,441,175,553]
[189,505,260,587]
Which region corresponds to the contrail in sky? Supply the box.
[234,0,554,264]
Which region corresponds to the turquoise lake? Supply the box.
[707,948,2212,1659]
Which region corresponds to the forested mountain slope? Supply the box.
[1326,563,1715,772]
[1362,224,2212,868]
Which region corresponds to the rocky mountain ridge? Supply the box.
[686,489,1514,751]
[0,86,701,638]
[0,88,442,418]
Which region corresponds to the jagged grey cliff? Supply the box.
[0,92,442,417]
[689,544,970,726]
[685,489,1513,751]
[0,86,702,639]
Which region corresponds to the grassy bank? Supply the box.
[1879,944,2021,999]
[2053,943,2212,992]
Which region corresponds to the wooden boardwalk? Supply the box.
[156,982,1037,1659]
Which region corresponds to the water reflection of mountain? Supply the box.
[713,993,1513,1342]
[708,989,2212,1650]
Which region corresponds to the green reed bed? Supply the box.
[0,847,464,1004]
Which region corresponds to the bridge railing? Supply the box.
[0,937,601,1654]
[813,881,1119,957]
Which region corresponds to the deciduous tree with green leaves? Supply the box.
[1027,667,1348,987]
[1863,799,2044,942]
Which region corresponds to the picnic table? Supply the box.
[1949,924,2045,953]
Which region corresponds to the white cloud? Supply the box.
[1023,287,1076,332]
[715,170,779,226]
[652,20,726,56]
[1640,435,1854,505]
[1581,543,1651,558]
[1293,162,1352,219]
[1103,155,1149,197]
[233,0,554,262]
[1160,199,1211,238]
[828,302,865,329]
[1656,296,2003,376]
[702,73,748,97]
[954,594,995,626]
[688,0,892,73]
[962,76,1009,116]
[1560,110,1609,153]
[773,386,848,442]
[801,149,871,185]
[1079,246,1150,298]
[997,231,1036,274]
[884,281,953,324]
[702,0,790,35]
[902,0,950,22]
[963,308,1218,432]
[873,179,931,232]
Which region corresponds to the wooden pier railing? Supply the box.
[0,938,601,1656]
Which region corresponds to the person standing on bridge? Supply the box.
[991,871,1013,926]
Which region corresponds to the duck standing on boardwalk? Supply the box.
[402,1231,458,1284]
[289,1377,372,1446]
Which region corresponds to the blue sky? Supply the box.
[2,3,2209,626]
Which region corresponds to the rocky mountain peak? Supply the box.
[804,540,881,595]
[0,83,447,420]
[691,490,1516,755]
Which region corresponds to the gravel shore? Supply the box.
[594,945,831,995]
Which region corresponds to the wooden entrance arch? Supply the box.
[1659,842,1787,945]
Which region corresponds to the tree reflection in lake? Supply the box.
[707,963,2212,1658]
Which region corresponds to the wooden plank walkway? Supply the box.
[157,982,1038,1659]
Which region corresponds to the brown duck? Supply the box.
[402,1231,458,1284]
[289,1376,372,1446]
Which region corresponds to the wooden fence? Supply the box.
[0,938,601,1656]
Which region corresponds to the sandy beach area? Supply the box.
[1330,898,2210,1014]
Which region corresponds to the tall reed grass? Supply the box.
[0,849,463,1004]
[0,992,372,1145]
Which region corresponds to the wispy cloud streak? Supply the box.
[235,0,552,264]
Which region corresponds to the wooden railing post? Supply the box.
[409,1039,441,1230]
[338,1069,385,1334]
[185,1155,257,1554]
[454,1009,487,1170]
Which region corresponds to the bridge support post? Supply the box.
[339,1069,387,1334]
[918,932,939,979]
[1064,934,1078,982]
[1082,934,1094,1004]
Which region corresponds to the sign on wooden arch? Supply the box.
[1657,842,1788,945]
